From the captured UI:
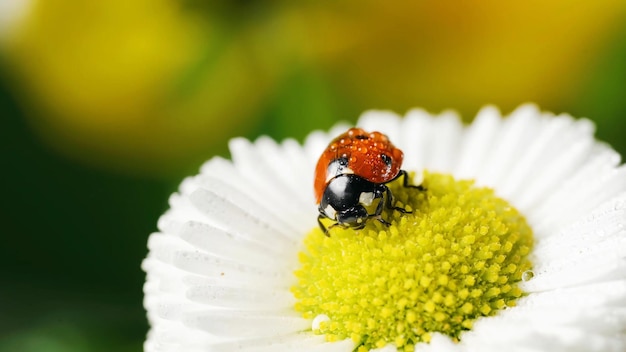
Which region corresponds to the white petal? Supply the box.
[473,104,542,189]
[420,110,464,173]
[453,105,503,180]
[358,110,403,142]
[399,108,433,172]
[182,310,309,337]
[528,143,621,235]
[211,335,355,352]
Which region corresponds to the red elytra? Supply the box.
[314,127,404,203]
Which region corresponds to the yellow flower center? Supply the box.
[292,172,534,351]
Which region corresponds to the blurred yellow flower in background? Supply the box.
[2,0,281,175]
[290,0,626,111]
[2,0,626,176]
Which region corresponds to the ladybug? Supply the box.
[314,127,421,236]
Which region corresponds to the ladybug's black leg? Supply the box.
[396,170,425,191]
[383,183,413,214]
[327,222,344,232]
[317,214,331,237]
[323,215,366,236]
[367,185,391,226]
[369,202,391,226]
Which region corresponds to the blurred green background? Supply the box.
[1,0,626,351]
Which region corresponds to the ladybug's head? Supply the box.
[335,207,369,229]
[318,174,383,229]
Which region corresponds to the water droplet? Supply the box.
[312,314,330,330]
[521,270,534,282]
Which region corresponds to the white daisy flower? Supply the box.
[143,104,626,352]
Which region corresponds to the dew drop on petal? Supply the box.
[521,270,535,282]
[312,314,331,330]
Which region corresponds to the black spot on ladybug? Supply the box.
[381,154,392,167]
